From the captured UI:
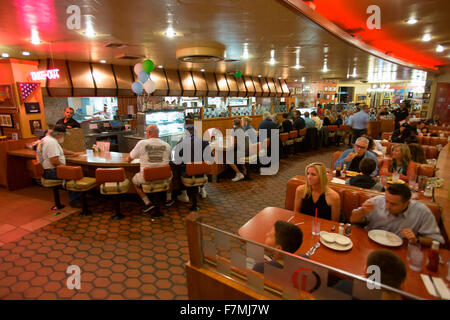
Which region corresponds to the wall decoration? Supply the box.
[0,84,16,110]
[420,111,428,118]
[407,91,413,99]
[295,87,302,95]
[422,93,430,99]
[423,99,430,104]
[18,82,40,102]
[24,102,41,114]
[325,94,330,100]
[383,99,391,105]
[0,113,14,127]
[29,119,42,134]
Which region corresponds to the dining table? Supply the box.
[238,206,450,300]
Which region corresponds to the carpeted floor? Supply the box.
[0,146,344,300]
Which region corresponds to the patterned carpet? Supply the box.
[0,146,344,300]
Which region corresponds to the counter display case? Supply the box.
[230,105,252,117]
[203,107,229,119]
[255,105,271,115]
[273,104,288,114]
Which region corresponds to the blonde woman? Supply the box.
[294,162,341,221]
[381,144,416,182]
[323,109,335,126]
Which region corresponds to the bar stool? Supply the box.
[181,162,211,211]
[327,125,338,145]
[95,168,130,220]
[294,129,306,152]
[57,165,97,216]
[239,142,259,180]
[141,165,172,218]
[280,132,289,157]
[288,130,298,154]
[30,160,65,210]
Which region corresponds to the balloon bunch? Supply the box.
[131,59,157,112]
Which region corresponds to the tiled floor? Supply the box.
[0,146,344,299]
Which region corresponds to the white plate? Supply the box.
[319,231,353,251]
[368,230,403,247]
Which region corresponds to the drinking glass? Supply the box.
[392,172,400,183]
[311,221,321,236]
[424,185,433,198]
[381,175,388,187]
[407,241,424,272]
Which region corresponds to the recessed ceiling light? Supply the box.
[31,27,40,45]
[436,45,444,52]
[294,79,298,82]
[258,75,261,78]
[301,77,305,82]
[2,53,9,58]
[165,26,176,38]
[99,59,106,63]
[278,77,282,80]
[158,65,163,69]
[422,34,431,42]
[200,69,205,72]
[407,18,418,24]
[22,51,30,56]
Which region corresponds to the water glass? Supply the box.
[392,172,400,183]
[311,221,321,236]
[424,185,433,198]
[407,241,424,272]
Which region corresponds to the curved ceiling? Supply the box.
[0,0,444,83]
[302,0,450,70]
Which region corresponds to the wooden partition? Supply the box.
[380,119,395,133]
[0,138,37,188]
[367,121,380,138]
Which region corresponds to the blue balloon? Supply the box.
[131,81,143,95]
[138,70,149,84]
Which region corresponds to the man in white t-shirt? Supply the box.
[126,124,172,214]
[37,125,83,208]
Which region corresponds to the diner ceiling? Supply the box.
[0,0,448,83]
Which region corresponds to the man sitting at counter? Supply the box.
[36,125,83,208]
[126,124,172,215]
[350,184,444,245]
[55,107,81,129]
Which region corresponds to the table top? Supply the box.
[238,207,449,300]
[8,149,139,167]
[435,144,450,241]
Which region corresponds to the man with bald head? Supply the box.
[127,124,172,214]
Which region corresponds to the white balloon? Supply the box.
[143,79,156,94]
[134,63,143,75]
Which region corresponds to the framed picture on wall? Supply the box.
[325,94,330,100]
[0,113,14,127]
[407,92,413,99]
[422,93,430,99]
[324,87,328,92]
[0,84,16,110]
[383,99,390,105]
[29,119,42,134]
[420,111,428,118]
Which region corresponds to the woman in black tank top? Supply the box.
[294,162,341,222]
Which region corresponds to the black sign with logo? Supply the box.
[24,102,41,114]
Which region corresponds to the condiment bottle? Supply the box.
[341,164,347,178]
[344,223,352,236]
[335,166,341,177]
[426,240,440,273]
[338,223,344,235]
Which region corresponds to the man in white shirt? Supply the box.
[350,183,444,245]
[93,105,112,120]
[126,124,172,214]
[37,125,83,208]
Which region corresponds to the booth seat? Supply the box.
[284,175,448,248]
[382,132,448,147]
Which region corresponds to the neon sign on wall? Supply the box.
[30,68,60,81]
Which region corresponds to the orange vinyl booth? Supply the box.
[284,175,448,249]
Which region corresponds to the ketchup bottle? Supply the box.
[426,240,440,273]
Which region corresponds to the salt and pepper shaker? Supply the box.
[344,223,352,236]
[338,223,344,235]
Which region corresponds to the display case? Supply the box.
[255,104,271,115]
[273,104,288,114]
[230,105,252,117]
[145,110,185,146]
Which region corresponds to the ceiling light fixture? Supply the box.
[258,75,261,78]
[2,53,9,58]
[31,26,40,45]
[85,16,96,38]
[294,79,298,82]
[269,49,275,65]
[436,44,444,52]
[99,59,106,63]
[278,77,282,80]
[200,68,205,72]
[242,44,249,60]
[165,26,176,38]
[158,65,163,69]
[352,66,357,77]
[301,77,305,82]
[407,18,418,24]
[422,34,431,42]
[22,51,30,56]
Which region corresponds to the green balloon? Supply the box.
[234,70,242,78]
[142,59,155,74]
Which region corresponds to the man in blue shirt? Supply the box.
[349,104,369,143]
[292,110,305,130]
[258,111,278,140]
[303,112,315,129]
[334,136,379,176]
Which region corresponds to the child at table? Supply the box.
[253,220,306,273]
[346,158,384,192]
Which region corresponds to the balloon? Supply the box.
[134,63,143,75]
[234,70,242,78]
[143,79,156,94]
[131,81,143,95]
[138,70,149,84]
[142,59,155,74]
